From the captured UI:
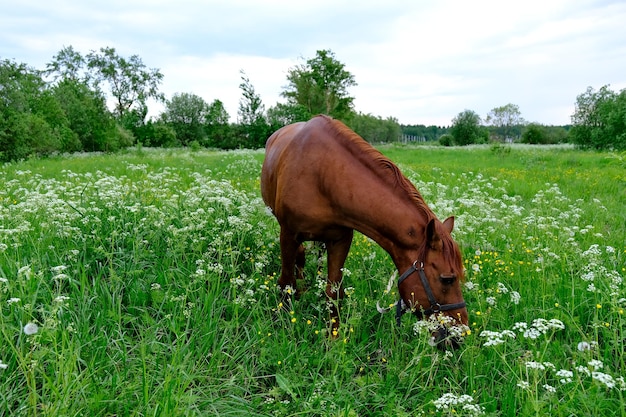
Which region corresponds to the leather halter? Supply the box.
[396,261,466,325]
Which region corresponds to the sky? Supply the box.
[2,0,626,126]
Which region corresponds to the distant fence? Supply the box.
[399,134,427,143]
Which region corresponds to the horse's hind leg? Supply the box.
[325,230,354,336]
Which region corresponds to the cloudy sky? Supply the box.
[2,0,625,126]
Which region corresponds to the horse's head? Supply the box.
[399,216,469,349]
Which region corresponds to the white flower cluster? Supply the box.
[480,318,565,346]
[432,393,484,416]
[519,358,626,393]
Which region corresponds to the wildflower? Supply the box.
[464,281,477,291]
[53,295,70,303]
[556,369,573,384]
[543,384,556,394]
[592,372,616,389]
[0,360,8,370]
[7,298,20,305]
[23,322,39,335]
[576,365,591,376]
[517,381,530,389]
[496,282,509,294]
[0,243,7,252]
[588,359,603,370]
[433,393,484,416]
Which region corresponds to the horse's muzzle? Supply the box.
[433,326,463,350]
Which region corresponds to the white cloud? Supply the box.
[1,0,625,125]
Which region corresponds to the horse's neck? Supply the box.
[339,179,428,262]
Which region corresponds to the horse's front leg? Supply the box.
[325,230,354,337]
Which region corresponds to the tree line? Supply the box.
[1,46,624,162]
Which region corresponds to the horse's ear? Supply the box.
[426,218,442,250]
[443,216,455,233]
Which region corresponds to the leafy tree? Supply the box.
[45,45,87,82]
[266,103,310,131]
[51,78,120,152]
[521,123,546,144]
[238,70,269,148]
[570,85,626,150]
[0,59,75,161]
[450,110,485,145]
[486,103,524,142]
[281,49,357,120]
[205,99,234,148]
[346,112,401,143]
[162,92,209,146]
[85,47,164,121]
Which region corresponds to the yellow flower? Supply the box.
[596,304,602,309]
[291,317,297,323]
[307,319,312,325]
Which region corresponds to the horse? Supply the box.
[260,115,468,348]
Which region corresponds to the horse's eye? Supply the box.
[440,274,456,285]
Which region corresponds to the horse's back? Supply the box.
[261,116,347,229]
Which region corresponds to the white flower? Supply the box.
[7,298,20,305]
[433,393,484,416]
[543,384,556,393]
[23,322,39,335]
[0,360,8,370]
[556,369,573,384]
[577,341,596,351]
[592,372,616,389]
[510,291,521,305]
[53,295,70,303]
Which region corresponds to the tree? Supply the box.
[346,112,401,143]
[238,70,269,148]
[86,47,164,121]
[162,92,209,146]
[45,45,87,82]
[570,85,626,150]
[52,78,122,152]
[486,103,524,142]
[281,49,357,120]
[266,103,310,131]
[205,99,234,148]
[0,59,76,161]
[450,110,484,145]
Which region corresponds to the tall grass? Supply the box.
[0,145,624,416]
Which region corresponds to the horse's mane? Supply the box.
[315,115,432,218]
[315,115,463,276]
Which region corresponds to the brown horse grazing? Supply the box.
[260,115,468,348]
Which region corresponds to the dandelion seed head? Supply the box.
[23,322,39,335]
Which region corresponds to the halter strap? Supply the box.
[395,261,466,325]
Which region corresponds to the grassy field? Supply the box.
[0,144,624,416]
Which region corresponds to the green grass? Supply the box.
[1,144,624,416]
